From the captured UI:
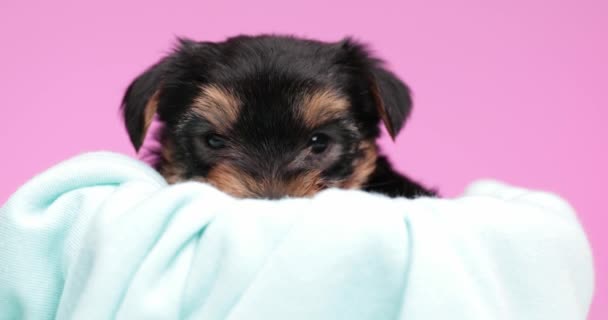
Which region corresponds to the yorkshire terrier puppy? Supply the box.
[122,35,436,199]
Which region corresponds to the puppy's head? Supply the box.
[122,35,413,198]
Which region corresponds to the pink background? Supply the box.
[1,0,606,317]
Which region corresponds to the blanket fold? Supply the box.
[0,152,594,319]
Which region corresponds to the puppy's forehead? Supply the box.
[210,36,342,80]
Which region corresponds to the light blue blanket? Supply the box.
[0,152,594,319]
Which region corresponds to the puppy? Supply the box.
[121,35,436,199]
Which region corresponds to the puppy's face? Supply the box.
[123,35,414,198]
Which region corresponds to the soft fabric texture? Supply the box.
[0,152,594,319]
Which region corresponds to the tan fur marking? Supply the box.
[206,164,258,198]
[141,90,160,143]
[206,164,323,198]
[369,78,397,140]
[160,138,377,196]
[341,141,378,189]
[299,89,350,128]
[281,170,324,197]
[158,137,186,184]
[192,85,241,132]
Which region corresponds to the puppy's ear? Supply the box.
[368,67,413,140]
[337,38,413,140]
[121,38,201,150]
[121,59,166,150]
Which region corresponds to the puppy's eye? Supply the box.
[309,133,330,154]
[205,134,226,149]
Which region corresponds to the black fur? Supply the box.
[364,156,435,198]
[121,35,436,198]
